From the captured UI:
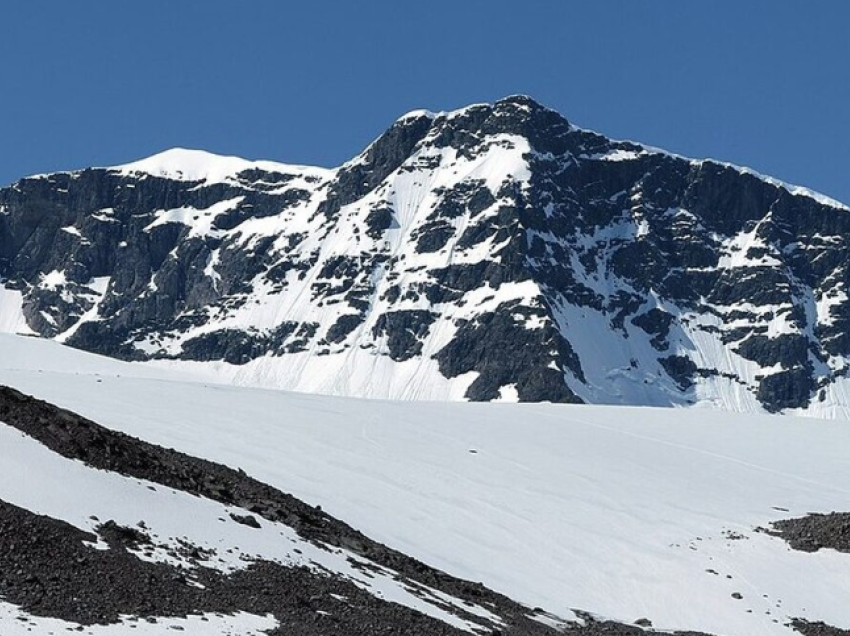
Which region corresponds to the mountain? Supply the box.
[1,332,849,636]
[1,95,849,417]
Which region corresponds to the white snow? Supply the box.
[816,283,848,328]
[92,212,119,223]
[113,148,331,185]
[0,602,278,636]
[585,148,646,162]
[398,108,438,121]
[716,218,783,269]
[204,249,223,292]
[40,269,68,290]
[0,287,34,335]
[1,333,849,636]
[143,197,245,238]
[55,277,112,343]
[495,383,519,402]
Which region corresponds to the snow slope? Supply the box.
[0,416,500,634]
[0,287,33,335]
[1,333,848,636]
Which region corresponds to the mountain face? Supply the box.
[1,95,849,417]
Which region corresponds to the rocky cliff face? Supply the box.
[2,95,849,416]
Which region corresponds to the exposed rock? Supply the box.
[372,310,438,361]
[792,619,850,636]
[435,301,582,403]
[659,355,698,391]
[768,512,850,553]
[325,313,364,344]
[229,512,262,529]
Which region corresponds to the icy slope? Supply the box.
[1,333,848,636]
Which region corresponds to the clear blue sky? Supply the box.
[2,1,848,203]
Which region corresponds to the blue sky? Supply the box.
[1,1,848,203]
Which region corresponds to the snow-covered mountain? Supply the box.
[2,95,850,417]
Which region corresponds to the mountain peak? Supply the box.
[494,94,552,112]
[389,95,558,135]
[395,108,439,123]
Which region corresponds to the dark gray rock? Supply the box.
[792,619,850,636]
[735,334,811,370]
[768,512,850,553]
[435,301,582,403]
[372,310,437,361]
[757,368,816,412]
[632,309,674,351]
[325,313,364,344]
[659,356,699,391]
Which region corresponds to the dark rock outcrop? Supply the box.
[769,512,850,553]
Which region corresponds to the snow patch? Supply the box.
[113,148,331,185]
[0,287,34,335]
[0,602,278,636]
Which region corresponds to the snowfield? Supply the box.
[0,334,849,636]
[0,418,502,634]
